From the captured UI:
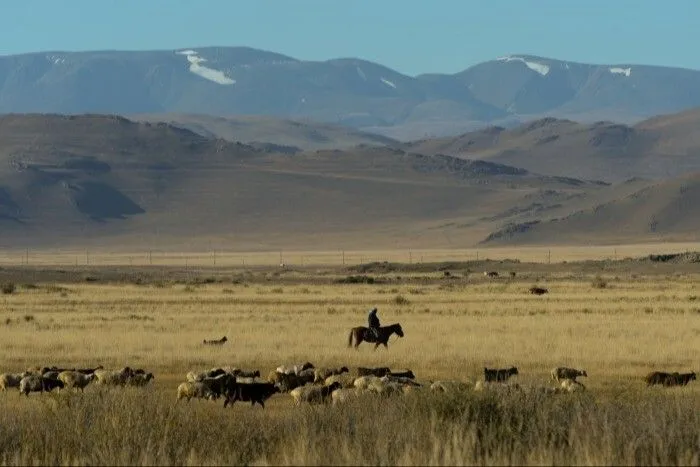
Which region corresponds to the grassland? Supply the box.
[0,252,698,465]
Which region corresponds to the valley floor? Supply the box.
[0,250,698,465]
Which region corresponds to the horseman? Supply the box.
[367,307,380,340]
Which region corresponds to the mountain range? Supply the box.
[3,47,700,139]
[2,110,700,250]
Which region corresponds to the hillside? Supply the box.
[0,114,610,251]
[2,48,700,138]
[129,113,398,151]
[403,109,700,182]
[481,173,700,246]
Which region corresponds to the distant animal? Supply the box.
[484,271,499,278]
[644,371,673,387]
[203,336,228,345]
[662,372,696,387]
[355,367,391,377]
[347,323,404,350]
[313,366,349,383]
[290,381,342,404]
[176,382,215,403]
[19,375,65,396]
[128,372,155,387]
[223,382,280,408]
[57,371,96,392]
[0,372,31,391]
[551,367,587,383]
[484,367,519,382]
[529,287,548,295]
[509,272,517,278]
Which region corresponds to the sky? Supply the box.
[1,0,698,76]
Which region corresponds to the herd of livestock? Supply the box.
[0,361,695,407]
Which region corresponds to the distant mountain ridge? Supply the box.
[2,47,700,139]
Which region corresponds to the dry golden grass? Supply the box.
[0,258,698,465]
[3,241,700,267]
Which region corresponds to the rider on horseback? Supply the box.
[368,307,380,341]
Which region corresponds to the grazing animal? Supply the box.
[275,362,314,375]
[380,375,420,387]
[662,372,696,387]
[0,372,31,391]
[355,367,391,377]
[475,380,522,393]
[551,367,588,383]
[324,374,356,389]
[484,271,499,278]
[347,323,404,350]
[269,372,306,392]
[388,370,415,379]
[19,375,65,396]
[231,369,261,379]
[353,376,383,390]
[313,366,350,383]
[128,372,155,387]
[203,336,228,345]
[560,379,586,393]
[200,374,236,400]
[290,382,342,404]
[223,382,280,408]
[529,287,548,295]
[645,371,673,387]
[484,367,519,382]
[176,382,215,402]
[58,371,96,392]
[94,367,135,386]
[76,365,104,375]
[331,387,372,405]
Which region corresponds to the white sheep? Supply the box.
[290,382,342,404]
[324,374,356,388]
[353,375,382,390]
[176,382,215,402]
[94,368,133,386]
[0,372,31,391]
[331,387,372,405]
[58,371,96,392]
[380,375,421,387]
[186,371,206,383]
[313,366,350,383]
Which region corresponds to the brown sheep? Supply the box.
[645,371,672,386]
[355,367,391,377]
[203,336,228,345]
[128,372,155,387]
[662,372,696,387]
[484,271,499,278]
[529,287,548,295]
[484,367,519,382]
[551,367,588,383]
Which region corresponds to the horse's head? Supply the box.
[395,323,404,338]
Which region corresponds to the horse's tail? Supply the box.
[347,329,354,348]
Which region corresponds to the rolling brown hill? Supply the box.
[481,173,700,246]
[402,108,700,182]
[129,113,398,151]
[0,114,611,251]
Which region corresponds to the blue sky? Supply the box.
[1,0,698,76]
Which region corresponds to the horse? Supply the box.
[347,323,404,350]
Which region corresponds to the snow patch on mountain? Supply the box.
[496,56,550,76]
[380,77,397,88]
[609,67,632,77]
[176,50,235,85]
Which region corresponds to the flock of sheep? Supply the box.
[169,363,608,408]
[1,362,694,406]
[0,366,154,395]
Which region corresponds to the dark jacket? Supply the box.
[368,308,380,329]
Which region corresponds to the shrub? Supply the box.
[591,275,607,289]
